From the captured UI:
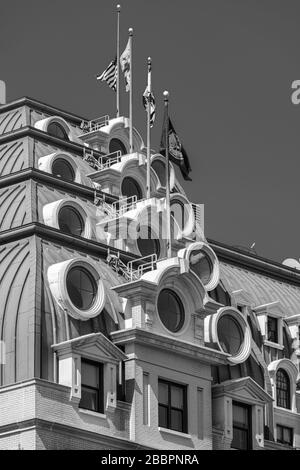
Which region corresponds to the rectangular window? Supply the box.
[158,379,187,433]
[80,359,103,413]
[231,402,252,450]
[277,425,293,446]
[267,316,278,343]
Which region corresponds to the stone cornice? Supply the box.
[0,96,87,125]
[0,222,140,265]
[0,167,118,203]
[111,328,229,365]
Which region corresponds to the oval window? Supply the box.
[217,315,243,355]
[157,289,185,333]
[58,206,84,237]
[66,267,97,311]
[137,227,160,257]
[121,176,142,200]
[52,158,75,182]
[48,122,69,140]
[189,249,213,285]
[109,138,127,155]
[152,160,166,187]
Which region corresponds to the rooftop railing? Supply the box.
[79,115,110,134]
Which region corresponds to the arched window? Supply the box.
[109,138,127,155]
[48,122,69,141]
[276,369,291,409]
[121,176,142,200]
[52,158,75,182]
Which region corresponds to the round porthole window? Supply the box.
[137,227,160,258]
[58,206,84,237]
[66,267,97,311]
[121,176,143,200]
[109,138,127,155]
[204,307,251,364]
[189,249,213,285]
[217,315,243,355]
[157,289,185,333]
[52,158,75,182]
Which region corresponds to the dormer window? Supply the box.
[48,122,69,141]
[267,316,278,343]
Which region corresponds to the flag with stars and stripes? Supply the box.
[143,87,156,128]
[96,57,117,91]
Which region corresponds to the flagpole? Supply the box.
[146,57,152,199]
[129,28,133,152]
[116,4,121,118]
[163,90,172,258]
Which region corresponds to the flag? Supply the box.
[143,87,156,127]
[120,38,131,92]
[97,57,117,91]
[160,110,192,181]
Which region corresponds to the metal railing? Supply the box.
[97,150,122,170]
[112,195,137,216]
[127,254,158,281]
[79,115,110,134]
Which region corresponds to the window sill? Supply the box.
[78,408,107,419]
[158,427,191,439]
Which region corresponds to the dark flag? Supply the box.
[160,111,192,181]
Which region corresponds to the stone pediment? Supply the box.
[52,332,127,364]
[212,376,273,405]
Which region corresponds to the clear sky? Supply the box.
[1,0,300,263]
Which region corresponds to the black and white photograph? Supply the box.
[1,0,300,454]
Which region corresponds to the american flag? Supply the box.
[96,57,117,91]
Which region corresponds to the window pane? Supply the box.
[158,382,168,405]
[82,361,99,388]
[159,405,168,428]
[232,427,248,450]
[232,404,248,427]
[171,386,183,409]
[81,386,98,411]
[267,317,278,343]
[170,409,183,432]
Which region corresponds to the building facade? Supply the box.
[0,93,300,450]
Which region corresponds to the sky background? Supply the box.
[1,0,300,263]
